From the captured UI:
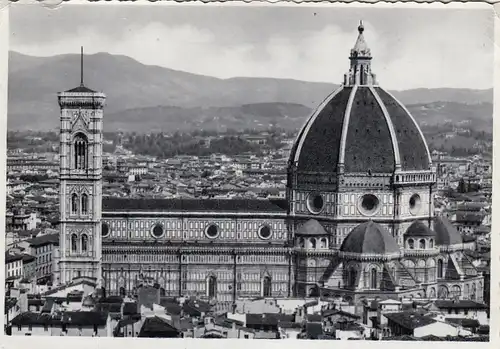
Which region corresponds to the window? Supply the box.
[451,285,461,298]
[74,133,88,170]
[359,194,380,216]
[205,224,219,239]
[419,239,426,249]
[152,223,164,238]
[370,268,378,289]
[307,193,324,214]
[320,238,327,249]
[263,276,272,297]
[407,239,414,249]
[429,239,434,248]
[258,225,272,240]
[208,276,217,298]
[299,238,305,248]
[71,234,78,253]
[81,234,88,253]
[437,259,443,278]
[101,222,110,238]
[81,194,88,215]
[71,194,78,215]
[348,269,357,288]
[310,238,316,249]
[409,194,422,215]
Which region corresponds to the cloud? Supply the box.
[10,5,493,90]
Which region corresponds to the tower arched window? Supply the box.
[263,276,272,297]
[208,276,217,298]
[299,238,305,248]
[437,259,443,279]
[73,134,88,170]
[71,194,78,215]
[71,234,78,254]
[81,194,88,215]
[370,268,378,289]
[429,239,434,248]
[81,234,88,253]
[419,239,426,249]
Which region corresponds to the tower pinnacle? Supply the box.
[80,46,84,87]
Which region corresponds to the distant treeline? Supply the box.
[7,128,294,159]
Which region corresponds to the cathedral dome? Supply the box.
[404,220,436,238]
[289,23,431,175]
[433,217,463,246]
[340,221,401,257]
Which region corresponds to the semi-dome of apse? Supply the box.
[289,22,432,175]
[340,221,401,257]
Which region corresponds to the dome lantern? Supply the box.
[345,20,378,87]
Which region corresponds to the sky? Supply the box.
[9,3,495,90]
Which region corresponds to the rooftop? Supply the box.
[102,197,287,213]
[384,311,436,330]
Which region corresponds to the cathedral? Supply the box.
[56,23,484,305]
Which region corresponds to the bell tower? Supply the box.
[58,47,106,285]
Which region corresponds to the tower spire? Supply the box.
[80,46,84,87]
[343,21,377,86]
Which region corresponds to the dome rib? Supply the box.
[292,86,345,165]
[338,85,359,167]
[294,87,352,173]
[375,88,432,170]
[369,86,401,169]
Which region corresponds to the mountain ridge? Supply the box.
[8,51,493,131]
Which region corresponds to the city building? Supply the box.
[55,24,484,310]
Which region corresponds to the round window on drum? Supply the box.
[307,193,325,214]
[358,194,380,216]
[205,224,219,239]
[258,225,272,240]
[152,223,164,238]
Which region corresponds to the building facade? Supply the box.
[58,26,484,305]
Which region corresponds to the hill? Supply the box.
[8,51,493,131]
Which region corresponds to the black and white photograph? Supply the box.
[1,2,496,343]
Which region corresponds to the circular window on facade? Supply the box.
[205,224,219,239]
[409,194,422,215]
[258,225,272,240]
[152,223,164,238]
[307,193,325,214]
[101,222,110,238]
[358,194,380,216]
